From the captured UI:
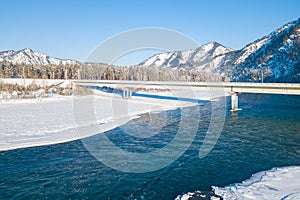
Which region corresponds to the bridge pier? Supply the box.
[229,92,241,112]
[122,89,132,99]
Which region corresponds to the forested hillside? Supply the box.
[0,62,220,82]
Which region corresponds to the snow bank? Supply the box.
[0,78,66,87]
[175,166,300,200]
[212,166,300,200]
[0,90,195,151]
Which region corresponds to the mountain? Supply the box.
[140,18,300,82]
[0,48,79,65]
[229,18,300,82]
[1,18,299,82]
[139,42,233,71]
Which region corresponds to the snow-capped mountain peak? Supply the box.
[23,48,33,53]
[139,42,233,69]
[0,48,79,65]
[140,18,300,82]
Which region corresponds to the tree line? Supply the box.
[0,62,221,82]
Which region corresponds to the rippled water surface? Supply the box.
[1,94,300,199]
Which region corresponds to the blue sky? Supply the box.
[0,0,299,65]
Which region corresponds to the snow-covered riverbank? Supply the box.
[175,166,300,200]
[213,166,300,200]
[0,90,196,151]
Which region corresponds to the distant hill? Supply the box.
[0,48,80,66]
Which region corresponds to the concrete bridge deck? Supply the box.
[74,80,300,96]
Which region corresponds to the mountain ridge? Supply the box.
[140,18,300,82]
[0,48,80,66]
[0,18,299,82]
[139,42,233,69]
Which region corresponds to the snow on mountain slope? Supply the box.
[0,18,298,82]
[0,48,79,65]
[140,18,300,83]
[230,18,300,82]
[139,42,233,69]
[233,37,269,65]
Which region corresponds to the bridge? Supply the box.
[74,80,300,111]
[2,78,299,110]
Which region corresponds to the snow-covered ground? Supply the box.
[0,78,68,87]
[175,166,300,200]
[213,166,300,200]
[0,90,198,151]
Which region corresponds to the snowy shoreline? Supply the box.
[0,90,198,151]
[176,166,300,200]
[213,166,300,199]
